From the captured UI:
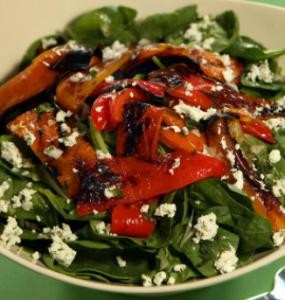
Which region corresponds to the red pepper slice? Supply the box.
[76,151,227,215]
[111,204,156,238]
[116,104,165,159]
[241,119,275,144]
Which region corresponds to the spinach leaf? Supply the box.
[227,36,285,61]
[136,5,197,42]
[65,6,137,48]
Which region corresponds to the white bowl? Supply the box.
[0,0,285,295]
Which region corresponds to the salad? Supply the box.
[0,4,285,287]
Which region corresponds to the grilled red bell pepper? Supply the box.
[76,151,227,215]
[240,119,275,144]
[116,104,165,158]
[111,204,156,238]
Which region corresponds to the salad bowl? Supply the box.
[0,0,285,296]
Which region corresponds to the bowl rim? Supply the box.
[1,0,285,295]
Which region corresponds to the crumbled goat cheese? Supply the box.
[59,130,80,147]
[140,204,150,214]
[1,141,23,168]
[104,185,118,198]
[0,181,10,198]
[182,127,189,135]
[202,37,215,50]
[272,179,285,198]
[247,60,274,83]
[184,23,202,43]
[232,170,244,190]
[277,96,285,108]
[173,264,187,272]
[44,146,63,159]
[141,274,153,287]
[32,251,41,262]
[173,100,217,122]
[138,38,151,47]
[0,200,8,213]
[44,224,77,242]
[168,157,181,175]
[264,118,285,130]
[214,246,238,274]
[24,132,36,146]
[11,188,36,211]
[96,150,112,159]
[69,72,91,83]
[41,37,57,49]
[95,221,111,235]
[72,168,79,173]
[105,75,114,83]
[116,256,127,267]
[0,217,23,249]
[226,151,236,167]
[153,271,167,286]
[48,236,76,267]
[223,68,235,83]
[273,230,285,247]
[60,123,71,134]
[167,276,176,285]
[164,125,181,133]
[194,212,218,242]
[155,203,177,218]
[221,137,227,150]
[55,110,72,123]
[102,41,128,62]
[269,149,281,164]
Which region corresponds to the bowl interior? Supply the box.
[0,0,285,295]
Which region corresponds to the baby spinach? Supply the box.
[65,6,137,48]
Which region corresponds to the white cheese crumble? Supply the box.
[153,271,167,286]
[264,118,285,130]
[223,68,235,83]
[173,100,217,122]
[155,203,177,218]
[232,170,244,190]
[0,200,8,213]
[0,181,10,198]
[102,40,128,62]
[1,141,23,169]
[24,132,36,146]
[226,151,236,167]
[41,37,57,49]
[0,217,23,249]
[44,146,63,159]
[269,149,281,164]
[182,127,189,135]
[95,221,111,235]
[96,150,112,160]
[55,110,73,123]
[163,125,181,133]
[32,251,41,262]
[247,60,274,83]
[193,212,218,243]
[173,264,187,272]
[167,276,176,285]
[141,274,153,287]
[280,206,285,214]
[272,179,285,198]
[214,246,238,274]
[60,123,71,134]
[104,185,119,199]
[168,157,181,175]
[59,130,80,147]
[140,204,150,214]
[273,230,285,247]
[11,188,36,211]
[48,236,76,267]
[202,37,215,50]
[116,256,127,267]
[105,75,115,83]
[43,224,77,242]
[184,23,202,43]
[69,72,91,83]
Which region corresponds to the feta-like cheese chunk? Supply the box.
[41,37,57,49]
[194,212,218,242]
[11,188,36,211]
[44,146,63,159]
[32,251,41,262]
[24,132,36,146]
[116,256,127,267]
[102,41,128,62]
[59,130,80,147]
[173,100,217,122]
[272,179,285,198]
[1,141,23,168]
[0,217,23,249]
[273,230,285,247]
[155,203,177,218]
[214,246,238,274]
[247,60,274,83]
[141,274,153,287]
[153,271,167,286]
[232,170,244,190]
[140,204,150,214]
[0,180,10,198]
[173,264,187,272]
[0,200,8,213]
[269,149,281,164]
[96,150,112,160]
[168,157,181,175]
[167,276,176,285]
[265,117,285,130]
[48,236,76,267]
[55,110,73,123]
